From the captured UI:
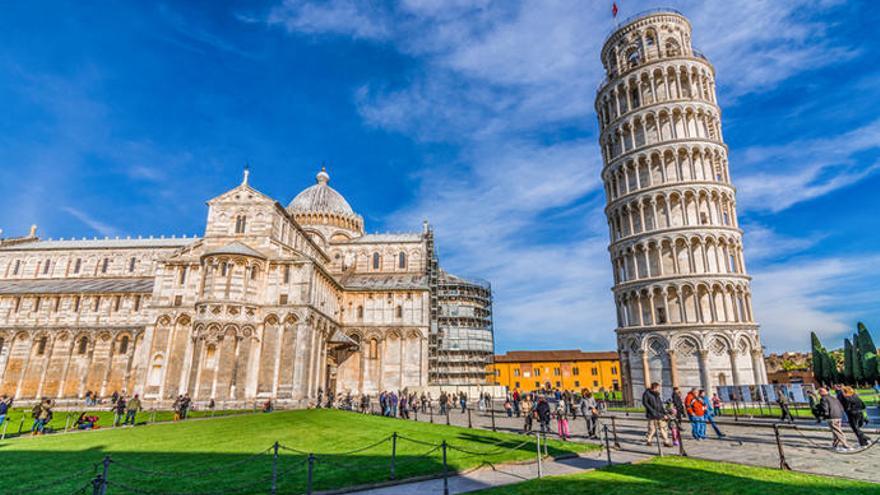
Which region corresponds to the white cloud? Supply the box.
[61,207,119,236]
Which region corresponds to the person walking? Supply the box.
[521,396,533,433]
[817,387,850,451]
[125,394,141,425]
[840,386,870,447]
[439,391,448,415]
[776,388,795,424]
[711,393,723,416]
[686,389,707,440]
[642,382,672,447]
[701,390,725,438]
[535,397,551,434]
[555,403,570,441]
[0,394,11,429]
[580,390,599,439]
[113,396,127,427]
[459,392,467,414]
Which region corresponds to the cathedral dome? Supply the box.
[287,168,355,216]
[287,167,364,240]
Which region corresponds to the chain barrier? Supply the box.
[8,462,99,495]
[445,438,532,457]
[785,424,880,455]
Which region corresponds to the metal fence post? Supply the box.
[18,414,25,434]
[677,421,688,457]
[610,416,621,448]
[0,418,8,440]
[446,409,450,426]
[307,453,315,495]
[99,455,111,495]
[490,402,496,432]
[773,424,792,470]
[467,408,472,428]
[390,432,397,480]
[536,432,543,478]
[733,401,739,422]
[441,440,449,495]
[603,424,612,466]
[430,405,434,424]
[271,441,279,495]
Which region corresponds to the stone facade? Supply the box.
[0,168,494,406]
[595,10,767,403]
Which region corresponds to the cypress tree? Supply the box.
[843,338,855,384]
[811,332,825,385]
[852,333,864,385]
[857,322,878,383]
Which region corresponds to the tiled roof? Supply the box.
[0,237,196,251]
[494,350,619,363]
[342,273,429,290]
[0,277,154,295]
[348,233,423,244]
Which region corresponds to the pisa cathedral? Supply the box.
[0,168,494,406]
[596,10,767,402]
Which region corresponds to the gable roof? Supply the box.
[202,241,266,259]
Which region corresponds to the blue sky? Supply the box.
[1,1,878,353]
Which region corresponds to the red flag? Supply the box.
[612,2,618,17]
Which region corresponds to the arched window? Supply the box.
[148,355,164,387]
[398,252,407,269]
[235,215,247,234]
[74,258,82,274]
[396,305,403,318]
[36,336,48,355]
[0,337,4,355]
[119,335,130,354]
[43,259,51,274]
[372,252,380,270]
[78,337,89,355]
[369,338,378,360]
[357,305,364,320]
[129,257,137,272]
[205,344,218,368]
[665,39,681,57]
[101,258,109,273]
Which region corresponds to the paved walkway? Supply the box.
[347,449,648,495]
[382,406,880,483]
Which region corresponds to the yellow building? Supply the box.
[489,350,621,393]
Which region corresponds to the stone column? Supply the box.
[698,350,711,392]
[728,350,741,386]
[640,350,651,388]
[751,349,765,385]
[667,349,679,388]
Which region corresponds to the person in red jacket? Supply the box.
[686,389,707,440]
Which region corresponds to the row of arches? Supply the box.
[599,62,716,126]
[0,329,141,399]
[601,107,722,163]
[604,144,730,201]
[611,234,746,284]
[615,282,754,328]
[200,255,265,303]
[608,188,738,243]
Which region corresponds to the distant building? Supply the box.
[764,352,815,385]
[489,350,620,392]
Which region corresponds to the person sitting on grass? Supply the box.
[75,412,100,430]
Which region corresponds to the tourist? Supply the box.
[125,394,141,425]
[399,394,409,419]
[664,399,680,446]
[262,399,274,413]
[113,395,127,427]
[316,388,324,409]
[439,392,448,415]
[512,389,521,417]
[459,391,468,413]
[671,387,685,426]
[32,399,52,435]
[504,398,513,417]
[535,397,551,434]
[643,382,672,447]
[76,412,99,430]
[0,394,11,428]
[390,391,399,417]
[776,388,795,424]
[172,395,182,421]
[816,387,850,451]
[521,396,533,433]
[688,389,707,440]
[208,398,215,412]
[111,391,119,405]
[701,390,725,438]
[580,390,599,439]
[711,393,723,415]
[840,386,870,447]
[181,393,192,419]
[555,402,570,441]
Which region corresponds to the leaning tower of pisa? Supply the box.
[595,10,767,403]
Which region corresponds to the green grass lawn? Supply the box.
[471,456,880,495]
[1,406,253,438]
[0,408,593,494]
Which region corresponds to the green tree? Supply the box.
[857,322,878,384]
[811,332,827,385]
[852,333,864,385]
[843,339,855,384]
